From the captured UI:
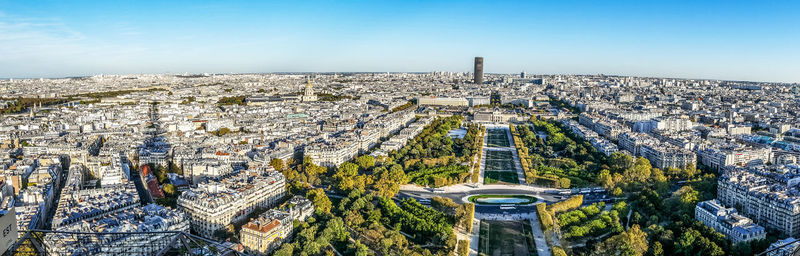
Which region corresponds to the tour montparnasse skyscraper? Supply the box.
[474,57,484,84]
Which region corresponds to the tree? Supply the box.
[334,162,360,191]
[676,228,702,255]
[666,167,682,178]
[650,168,667,183]
[168,161,183,175]
[624,157,652,183]
[153,164,169,184]
[308,188,332,214]
[548,195,583,213]
[559,177,571,188]
[553,246,568,256]
[356,155,376,170]
[213,228,234,241]
[674,186,699,210]
[273,243,294,256]
[162,183,176,196]
[217,127,232,136]
[597,169,614,190]
[651,241,663,256]
[324,217,350,242]
[609,152,634,172]
[694,236,725,256]
[593,225,648,256]
[373,164,406,198]
[269,158,284,171]
[456,239,470,256]
[612,187,623,197]
[339,162,359,176]
[351,240,369,256]
[683,164,698,179]
[303,157,328,185]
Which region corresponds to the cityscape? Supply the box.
[2,1,800,256]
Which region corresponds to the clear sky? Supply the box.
[1,1,799,82]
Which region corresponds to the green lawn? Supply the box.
[479,220,538,256]
[468,195,537,205]
[483,149,518,184]
[484,171,519,184]
[485,150,515,172]
[487,129,511,147]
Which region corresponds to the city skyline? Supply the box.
[3,1,800,255]
[1,1,800,82]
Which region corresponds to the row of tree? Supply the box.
[217,95,247,105]
[518,120,605,188]
[470,127,486,183]
[390,100,416,113]
[379,197,456,247]
[0,97,69,114]
[431,196,475,233]
[560,202,624,240]
[405,165,470,187]
[392,116,481,171]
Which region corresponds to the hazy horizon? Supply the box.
[2,71,797,85]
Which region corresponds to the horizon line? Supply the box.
[1,71,798,85]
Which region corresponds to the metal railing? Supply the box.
[5,229,249,256]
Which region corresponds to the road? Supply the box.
[398,184,571,217]
[130,165,154,205]
[399,184,566,201]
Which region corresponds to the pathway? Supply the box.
[478,128,488,184]
[469,218,480,256]
[529,214,552,256]
[504,126,526,185]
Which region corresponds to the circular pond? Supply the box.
[468,195,537,205]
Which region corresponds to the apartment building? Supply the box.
[640,144,696,170]
[699,146,773,171]
[767,237,800,256]
[718,167,800,237]
[240,209,293,255]
[177,170,286,239]
[695,199,766,244]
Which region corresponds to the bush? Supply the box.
[547,195,584,214]
[464,203,475,233]
[456,239,470,256]
[536,203,553,230]
[552,246,568,256]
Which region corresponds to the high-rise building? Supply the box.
[474,57,483,84]
[520,71,526,78]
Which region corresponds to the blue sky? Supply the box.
[1,1,799,82]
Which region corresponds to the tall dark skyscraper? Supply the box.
[474,57,484,84]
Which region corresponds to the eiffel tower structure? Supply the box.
[6,229,248,256]
[139,102,170,167]
[146,101,167,141]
